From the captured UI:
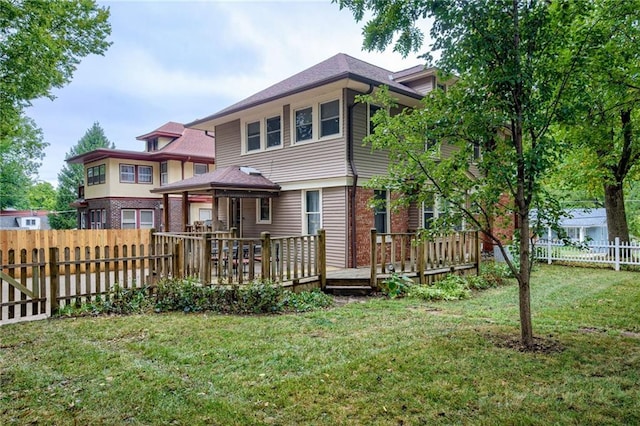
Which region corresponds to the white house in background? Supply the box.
[0,210,51,230]
[546,208,608,242]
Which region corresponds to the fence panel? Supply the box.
[535,239,640,270]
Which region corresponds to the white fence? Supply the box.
[534,238,640,270]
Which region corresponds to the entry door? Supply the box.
[230,197,242,235]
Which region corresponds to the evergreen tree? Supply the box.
[49,122,114,229]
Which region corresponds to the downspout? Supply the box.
[348,85,374,268]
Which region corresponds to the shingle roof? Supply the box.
[150,166,280,194]
[188,53,423,127]
[136,121,185,140]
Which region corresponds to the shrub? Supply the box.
[56,284,152,317]
[380,273,413,298]
[408,274,471,301]
[283,289,334,312]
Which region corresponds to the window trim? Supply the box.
[138,165,153,184]
[86,164,106,186]
[256,198,272,224]
[122,209,155,229]
[160,161,168,185]
[373,190,390,234]
[120,163,153,184]
[302,189,322,235]
[241,113,283,155]
[194,163,209,175]
[290,96,342,145]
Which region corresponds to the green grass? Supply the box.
[1,265,639,425]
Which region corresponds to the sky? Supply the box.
[26,0,430,187]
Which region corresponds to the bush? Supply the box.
[283,289,334,312]
[380,273,413,298]
[56,284,152,317]
[408,274,471,301]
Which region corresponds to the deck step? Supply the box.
[325,285,373,296]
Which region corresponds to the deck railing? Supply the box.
[370,229,481,289]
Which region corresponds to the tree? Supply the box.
[339,0,599,348]
[0,115,45,209]
[553,0,640,243]
[26,181,57,211]
[49,122,114,229]
[0,0,111,139]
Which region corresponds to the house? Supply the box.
[66,122,214,231]
[544,208,608,242]
[153,53,461,268]
[0,209,51,230]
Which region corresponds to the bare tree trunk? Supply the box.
[518,213,534,348]
[604,182,629,242]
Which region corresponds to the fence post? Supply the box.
[261,232,271,280]
[416,232,425,285]
[48,247,59,314]
[547,228,552,265]
[370,229,378,291]
[149,230,157,284]
[202,232,212,285]
[615,237,620,271]
[318,229,327,290]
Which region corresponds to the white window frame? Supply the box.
[256,198,272,224]
[302,189,322,235]
[194,163,209,175]
[138,165,153,184]
[121,209,137,229]
[199,208,212,221]
[290,95,342,145]
[373,190,390,234]
[139,210,154,229]
[160,161,168,185]
[119,164,136,183]
[422,196,464,230]
[241,113,283,155]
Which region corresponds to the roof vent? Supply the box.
[240,166,262,176]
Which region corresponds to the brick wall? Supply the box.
[84,198,165,230]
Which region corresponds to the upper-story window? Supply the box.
[194,163,208,175]
[292,97,341,144]
[147,138,158,152]
[120,164,153,184]
[87,164,106,186]
[160,161,168,185]
[242,114,282,154]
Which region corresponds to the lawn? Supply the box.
[1,264,639,425]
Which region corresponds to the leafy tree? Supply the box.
[552,0,640,243]
[0,116,45,209]
[339,0,601,348]
[26,181,57,211]
[49,122,114,229]
[0,0,111,139]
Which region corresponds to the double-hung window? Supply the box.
[120,164,136,183]
[122,209,154,229]
[373,190,389,234]
[256,198,271,224]
[138,166,152,183]
[304,190,321,235]
[368,104,382,135]
[194,163,208,175]
[160,162,168,185]
[243,115,282,153]
[87,164,105,186]
[293,98,341,144]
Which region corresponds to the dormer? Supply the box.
[392,66,456,96]
[136,122,185,152]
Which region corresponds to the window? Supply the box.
[25,219,36,226]
[138,166,153,183]
[87,164,105,186]
[256,198,271,224]
[320,100,340,137]
[121,210,136,229]
[368,104,381,135]
[81,212,86,229]
[160,162,168,185]
[199,209,212,221]
[423,195,463,230]
[292,98,341,144]
[472,142,481,161]
[194,163,208,175]
[295,107,313,142]
[122,209,154,229]
[102,209,107,229]
[90,209,102,229]
[373,190,389,234]
[120,164,135,183]
[266,116,281,148]
[246,121,261,152]
[147,138,158,152]
[304,190,321,235]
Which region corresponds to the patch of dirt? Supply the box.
[331,295,373,307]
[485,332,564,354]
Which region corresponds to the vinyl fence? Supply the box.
[534,238,640,270]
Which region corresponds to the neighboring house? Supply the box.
[0,210,51,230]
[153,53,467,268]
[543,208,608,242]
[66,122,215,231]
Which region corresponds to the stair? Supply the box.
[325,277,373,296]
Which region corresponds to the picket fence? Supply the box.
[534,238,640,270]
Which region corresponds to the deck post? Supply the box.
[48,247,59,314]
[261,232,271,280]
[202,232,212,285]
[370,228,377,290]
[416,233,425,284]
[318,229,327,290]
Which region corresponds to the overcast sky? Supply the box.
[27,0,429,187]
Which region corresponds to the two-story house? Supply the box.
[67,122,215,231]
[153,53,458,268]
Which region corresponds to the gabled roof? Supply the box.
[188,53,425,127]
[560,208,607,228]
[67,122,214,164]
[150,166,280,195]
